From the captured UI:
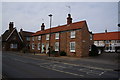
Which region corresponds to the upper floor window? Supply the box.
[70,31,75,38]
[55,42,59,51]
[38,36,41,40]
[90,34,93,40]
[70,42,75,52]
[46,34,49,40]
[55,33,59,39]
[32,37,34,41]
[26,37,30,41]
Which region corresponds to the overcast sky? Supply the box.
[1,2,118,34]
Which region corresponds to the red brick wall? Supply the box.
[30,23,92,57]
[60,32,67,53]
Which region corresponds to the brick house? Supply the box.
[19,28,34,52]
[93,31,120,53]
[30,14,93,57]
[2,22,34,51]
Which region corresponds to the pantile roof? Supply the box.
[32,20,86,36]
[93,31,120,40]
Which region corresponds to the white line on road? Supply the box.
[39,65,84,77]
[14,58,27,63]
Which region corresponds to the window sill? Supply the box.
[70,37,75,39]
[70,50,75,52]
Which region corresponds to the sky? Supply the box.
[1,1,119,35]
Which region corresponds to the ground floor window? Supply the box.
[10,43,17,48]
[70,42,75,52]
[38,43,40,50]
[46,43,49,54]
[55,42,59,51]
[32,43,35,50]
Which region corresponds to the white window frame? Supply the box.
[70,31,75,38]
[32,43,35,49]
[10,43,17,48]
[38,43,40,50]
[32,37,34,41]
[38,36,41,40]
[46,34,49,40]
[10,44,13,48]
[55,42,59,51]
[55,33,59,39]
[26,37,30,41]
[90,34,93,40]
[70,42,75,52]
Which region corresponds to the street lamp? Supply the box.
[48,14,52,57]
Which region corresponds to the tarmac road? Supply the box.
[2,51,120,79]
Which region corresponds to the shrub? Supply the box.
[89,44,99,56]
[60,51,67,56]
[51,50,58,55]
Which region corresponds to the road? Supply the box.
[2,51,119,79]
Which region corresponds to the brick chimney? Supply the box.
[9,22,14,32]
[41,23,45,31]
[67,14,72,25]
[20,28,23,32]
[105,29,107,33]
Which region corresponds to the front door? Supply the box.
[41,43,44,53]
[46,43,49,54]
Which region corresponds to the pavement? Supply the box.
[9,51,119,70]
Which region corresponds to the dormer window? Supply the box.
[55,33,59,39]
[70,31,75,38]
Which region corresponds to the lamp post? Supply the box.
[48,14,52,57]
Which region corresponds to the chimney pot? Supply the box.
[67,14,72,25]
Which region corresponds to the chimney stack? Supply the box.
[9,22,14,32]
[67,14,72,25]
[105,29,107,33]
[20,28,23,32]
[41,23,45,31]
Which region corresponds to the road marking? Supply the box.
[62,62,113,71]
[39,65,84,77]
[7,53,113,71]
[99,71,106,76]
[53,65,67,69]
[14,58,27,63]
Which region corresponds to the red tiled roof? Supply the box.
[93,31,120,40]
[32,20,86,36]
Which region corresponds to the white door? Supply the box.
[41,44,44,53]
[46,43,49,54]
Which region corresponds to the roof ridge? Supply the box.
[94,31,120,34]
[33,20,86,36]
